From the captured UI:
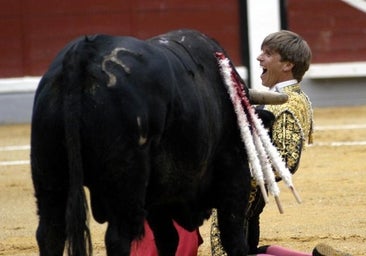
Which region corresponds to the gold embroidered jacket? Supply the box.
[264,83,313,174]
[210,84,314,255]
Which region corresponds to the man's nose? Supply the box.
[256,53,263,61]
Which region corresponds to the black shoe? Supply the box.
[256,245,270,254]
[312,243,352,256]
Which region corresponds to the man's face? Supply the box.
[257,46,294,89]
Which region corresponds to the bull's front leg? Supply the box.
[147,207,179,256]
[105,220,133,256]
[213,150,252,255]
[103,147,150,256]
[216,206,248,256]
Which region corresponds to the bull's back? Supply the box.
[149,29,236,153]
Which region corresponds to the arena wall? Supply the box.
[287,0,366,109]
[0,0,241,78]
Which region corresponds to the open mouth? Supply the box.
[261,68,267,75]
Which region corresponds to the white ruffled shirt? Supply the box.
[271,79,298,92]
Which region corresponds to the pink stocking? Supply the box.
[264,245,312,256]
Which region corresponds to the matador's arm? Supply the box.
[271,109,304,175]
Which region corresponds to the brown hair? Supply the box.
[261,30,312,82]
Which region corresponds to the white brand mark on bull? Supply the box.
[137,116,147,146]
[102,47,132,87]
[158,38,169,44]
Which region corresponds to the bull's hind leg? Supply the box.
[31,132,69,255]
[33,186,68,256]
[31,102,70,255]
[32,154,68,255]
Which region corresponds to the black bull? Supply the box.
[31,29,274,256]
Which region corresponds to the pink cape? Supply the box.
[130,221,203,256]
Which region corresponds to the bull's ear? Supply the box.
[255,109,275,129]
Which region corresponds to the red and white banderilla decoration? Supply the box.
[215,52,302,213]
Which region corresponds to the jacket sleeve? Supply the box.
[271,109,303,175]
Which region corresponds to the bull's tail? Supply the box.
[62,37,93,256]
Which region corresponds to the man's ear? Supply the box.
[283,62,294,72]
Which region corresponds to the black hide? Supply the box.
[31,29,273,256]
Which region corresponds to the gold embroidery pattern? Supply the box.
[265,84,313,174]
[210,209,227,256]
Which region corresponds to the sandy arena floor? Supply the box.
[1,105,365,256]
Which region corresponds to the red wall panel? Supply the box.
[288,0,366,63]
[0,1,23,77]
[0,0,240,78]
